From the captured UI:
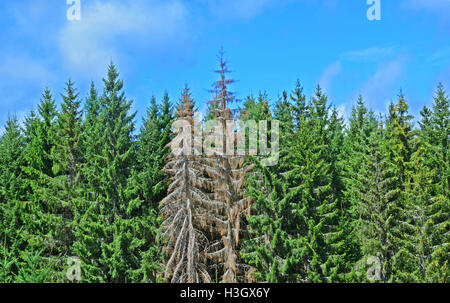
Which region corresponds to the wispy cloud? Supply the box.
[318,61,342,93]
[402,0,450,22]
[59,0,191,77]
[427,47,450,65]
[207,0,273,19]
[205,0,304,20]
[341,47,395,62]
[358,59,406,110]
[405,0,450,11]
[0,56,55,85]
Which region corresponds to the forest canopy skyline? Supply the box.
[0,56,448,283]
[0,0,449,131]
[0,54,447,134]
[1,58,446,135]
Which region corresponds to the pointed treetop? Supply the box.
[176,84,195,120]
[291,79,307,124]
[291,79,306,103]
[162,91,172,112]
[38,87,57,123]
[210,49,237,121]
[433,82,449,113]
[103,62,123,93]
[309,84,329,120]
[88,81,98,99]
[395,90,409,114]
[350,95,368,129]
[62,79,80,104]
[3,115,21,135]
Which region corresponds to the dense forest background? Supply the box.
[0,54,448,283]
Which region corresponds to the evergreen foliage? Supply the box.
[0,58,448,283]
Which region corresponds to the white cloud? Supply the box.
[341,47,395,61]
[208,0,273,19]
[0,56,54,84]
[406,0,450,11]
[358,59,406,110]
[59,0,190,77]
[331,103,347,126]
[428,47,450,65]
[402,0,450,22]
[206,0,303,20]
[336,104,346,119]
[318,61,342,93]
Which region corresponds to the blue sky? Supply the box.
[0,0,449,131]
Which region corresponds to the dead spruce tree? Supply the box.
[161,86,213,283]
[203,52,254,283]
[162,54,253,283]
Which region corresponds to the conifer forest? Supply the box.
[0,51,448,283]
